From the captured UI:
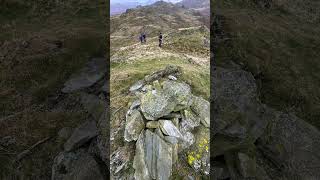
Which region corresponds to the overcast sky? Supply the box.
[111,0,182,5]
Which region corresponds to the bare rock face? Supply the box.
[62,58,107,93]
[64,120,98,152]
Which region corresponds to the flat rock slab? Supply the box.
[64,120,98,152]
[159,120,182,138]
[62,57,107,93]
[134,130,173,180]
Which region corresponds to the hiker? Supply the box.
[142,32,146,43]
[159,32,163,47]
[139,33,143,44]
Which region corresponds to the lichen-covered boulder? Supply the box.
[140,87,176,120]
[162,80,193,111]
[124,110,145,142]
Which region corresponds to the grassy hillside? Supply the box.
[0,1,106,179]
[212,0,320,128]
[110,2,210,178]
[110,1,207,52]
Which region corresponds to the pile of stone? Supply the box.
[123,65,210,180]
[51,57,108,180]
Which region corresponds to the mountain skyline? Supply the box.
[110,0,182,15]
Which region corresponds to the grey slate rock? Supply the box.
[159,120,182,138]
[62,58,106,93]
[124,109,145,142]
[64,120,98,152]
[133,130,173,180]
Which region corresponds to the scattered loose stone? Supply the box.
[110,147,131,175]
[124,110,145,142]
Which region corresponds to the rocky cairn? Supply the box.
[51,57,108,180]
[123,65,210,180]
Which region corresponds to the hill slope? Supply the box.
[110,2,210,179]
[213,0,320,128]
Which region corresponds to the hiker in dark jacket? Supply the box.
[142,33,146,43]
[159,32,163,47]
[139,34,143,44]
